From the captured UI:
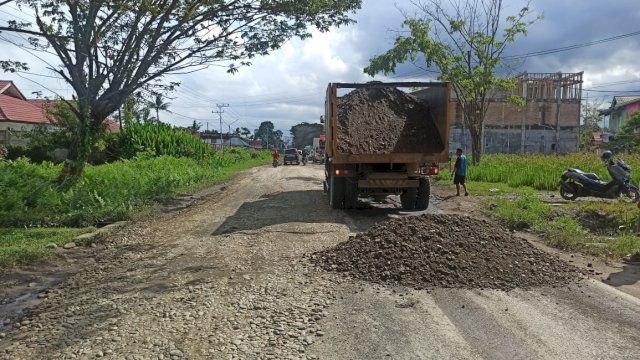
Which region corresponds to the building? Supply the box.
[415,72,583,154]
[0,80,54,146]
[599,96,640,132]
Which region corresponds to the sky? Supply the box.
[1,0,640,136]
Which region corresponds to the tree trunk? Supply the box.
[468,124,483,165]
[59,105,100,182]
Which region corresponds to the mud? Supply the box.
[311,214,583,291]
[336,87,444,154]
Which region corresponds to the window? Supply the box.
[0,130,6,145]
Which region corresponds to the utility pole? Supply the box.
[213,104,229,149]
[555,72,562,153]
[521,72,528,153]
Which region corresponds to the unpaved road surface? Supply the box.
[1,164,640,359]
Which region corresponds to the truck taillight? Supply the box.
[335,169,351,176]
[421,166,439,175]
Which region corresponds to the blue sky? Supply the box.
[1,0,639,135]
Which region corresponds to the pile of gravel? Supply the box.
[310,214,583,291]
[336,87,444,154]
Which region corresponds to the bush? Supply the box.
[106,122,214,161]
[0,149,270,227]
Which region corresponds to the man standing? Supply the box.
[451,148,469,196]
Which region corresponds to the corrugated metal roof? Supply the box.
[0,94,52,124]
[612,96,640,107]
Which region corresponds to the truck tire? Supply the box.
[400,188,417,210]
[344,178,358,209]
[416,177,430,210]
[329,176,345,209]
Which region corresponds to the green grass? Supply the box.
[0,148,270,269]
[0,149,270,227]
[0,228,93,268]
[486,194,640,258]
[446,153,640,191]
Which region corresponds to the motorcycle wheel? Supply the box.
[559,187,578,201]
[621,186,640,203]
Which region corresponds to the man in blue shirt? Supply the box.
[451,147,469,196]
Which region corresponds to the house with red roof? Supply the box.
[0,80,121,147]
[0,80,55,146]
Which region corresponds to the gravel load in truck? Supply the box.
[310,214,583,291]
[336,87,444,154]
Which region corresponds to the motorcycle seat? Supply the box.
[567,168,600,181]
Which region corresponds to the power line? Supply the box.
[502,30,640,60]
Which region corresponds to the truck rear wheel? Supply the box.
[400,188,417,210]
[329,176,345,209]
[344,178,358,209]
[416,177,430,210]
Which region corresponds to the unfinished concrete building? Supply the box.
[448,72,583,154]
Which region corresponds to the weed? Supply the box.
[0,228,92,269]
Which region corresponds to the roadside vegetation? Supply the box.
[440,153,640,258]
[1,121,270,269]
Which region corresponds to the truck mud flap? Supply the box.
[358,179,419,189]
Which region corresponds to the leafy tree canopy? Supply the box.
[290,122,323,149]
[364,0,540,164]
[0,0,361,174]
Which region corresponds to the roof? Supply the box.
[223,136,252,147]
[104,119,120,132]
[0,80,26,100]
[600,95,640,115]
[0,94,52,124]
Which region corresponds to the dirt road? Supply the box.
[1,164,640,359]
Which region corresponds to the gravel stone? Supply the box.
[310,214,583,291]
[336,87,444,154]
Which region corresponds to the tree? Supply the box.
[24,100,110,162]
[240,127,252,138]
[610,112,640,152]
[290,122,323,149]
[579,100,603,151]
[364,0,539,164]
[254,121,283,149]
[149,94,171,123]
[0,0,361,176]
[190,120,202,133]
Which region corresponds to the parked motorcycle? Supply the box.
[558,151,639,203]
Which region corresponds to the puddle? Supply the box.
[0,271,72,333]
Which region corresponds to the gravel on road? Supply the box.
[310,214,584,291]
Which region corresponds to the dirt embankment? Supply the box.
[311,214,583,291]
[336,87,444,154]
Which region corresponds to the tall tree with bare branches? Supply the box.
[0,0,361,176]
[365,0,540,164]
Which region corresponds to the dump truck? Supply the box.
[323,81,451,210]
[312,136,326,163]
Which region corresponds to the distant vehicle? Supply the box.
[313,137,325,163]
[283,148,300,165]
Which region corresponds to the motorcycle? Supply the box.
[272,158,278,167]
[558,152,639,203]
[301,154,307,166]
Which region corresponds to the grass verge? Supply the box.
[0,228,93,268]
[486,195,640,258]
[0,148,270,269]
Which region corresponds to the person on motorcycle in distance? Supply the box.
[301,148,308,161]
[272,149,280,161]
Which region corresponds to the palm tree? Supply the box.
[150,94,171,122]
